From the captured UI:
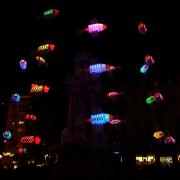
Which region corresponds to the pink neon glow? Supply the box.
[153,92,163,101]
[110,119,125,125]
[107,91,120,97]
[18,147,24,154]
[87,23,107,33]
[145,55,154,65]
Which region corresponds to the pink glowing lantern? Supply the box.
[107,91,120,97]
[144,55,154,66]
[153,92,163,102]
[83,18,107,37]
[110,119,124,125]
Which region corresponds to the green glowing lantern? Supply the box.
[146,96,155,104]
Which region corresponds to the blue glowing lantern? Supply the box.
[3,130,12,140]
[89,63,106,74]
[91,113,111,125]
[12,93,20,102]
[140,64,149,74]
[19,59,27,70]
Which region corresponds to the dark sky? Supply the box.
[0,1,180,140]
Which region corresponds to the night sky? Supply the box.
[0,1,180,142]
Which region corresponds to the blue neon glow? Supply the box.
[89,64,106,74]
[3,130,12,140]
[19,59,27,70]
[12,93,20,102]
[140,64,149,74]
[91,113,110,125]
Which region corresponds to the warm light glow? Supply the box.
[43,85,50,93]
[34,136,41,145]
[30,84,43,93]
[20,136,35,144]
[138,22,147,34]
[35,56,46,64]
[37,43,55,52]
[153,131,164,139]
[107,91,120,97]
[30,84,50,94]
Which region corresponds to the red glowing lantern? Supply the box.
[25,114,30,119]
[18,147,24,154]
[43,85,50,93]
[20,136,35,144]
[34,136,41,145]
[49,44,55,51]
[138,22,147,34]
[30,115,37,121]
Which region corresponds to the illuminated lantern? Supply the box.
[146,96,155,104]
[19,59,27,70]
[30,115,37,121]
[25,114,30,120]
[90,63,106,74]
[140,64,149,74]
[107,91,120,97]
[43,9,59,19]
[12,93,20,102]
[153,92,163,102]
[35,56,46,64]
[83,18,107,37]
[90,113,112,125]
[49,44,55,51]
[153,131,164,139]
[110,119,124,125]
[3,130,12,140]
[165,136,176,144]
[20,136,34,144]
[144,55,154,66]
[106,65,120,72]
[37,43,55,55]
[34,136,41,145]
[87,23,107,33]
[138,22,147,34]
[89,63,119,75]
[30,84,43,93]
[18,147,24,154]
[43,85,50,93]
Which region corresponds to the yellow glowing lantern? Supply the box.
[153,131,164,139]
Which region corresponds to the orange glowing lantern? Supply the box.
[153,131,164,139]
